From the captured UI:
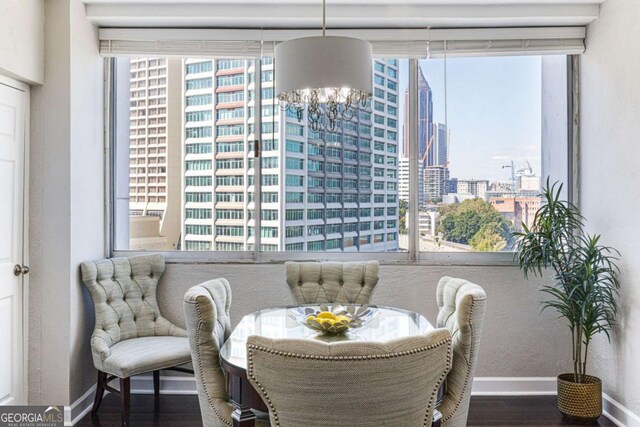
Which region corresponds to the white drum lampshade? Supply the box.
[275,35,373,131]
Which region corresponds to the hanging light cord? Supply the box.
[322,0,326,36]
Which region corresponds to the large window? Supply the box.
[112,54,569,259]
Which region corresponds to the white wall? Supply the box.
[68,0,105,402]
[580,0,640,418]
[29,0,72,405]
[0,0,44,84]
[541,55,569,198]
[29,0,104,405]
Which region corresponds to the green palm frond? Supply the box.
[511,180,620,381]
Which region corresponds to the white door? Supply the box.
[0,79,28,405]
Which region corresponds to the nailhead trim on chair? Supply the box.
[247,337,452,427]
[442,297,485,424]
[188,299,232,426]
[425,339,453,427]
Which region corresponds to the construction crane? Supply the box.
[420,133,435,165]
[502,160,516,197]
[420,129,451,168]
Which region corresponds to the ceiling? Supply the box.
[82,0,605,29]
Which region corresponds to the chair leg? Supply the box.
[153,370,160,398]
[92,371,107,414]
[120,377,130,427]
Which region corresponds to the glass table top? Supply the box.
[220,305,434,370]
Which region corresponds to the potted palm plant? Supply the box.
[512,180,620,423]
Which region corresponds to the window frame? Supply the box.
[106,55,577,266]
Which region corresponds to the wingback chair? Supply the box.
[246,330,452,427]
[285,261,379,305]
[183,279,268,427]
[436,277,487,427]
[80,255,192,426]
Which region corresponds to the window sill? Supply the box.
[110,249,519,267]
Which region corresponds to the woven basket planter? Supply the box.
[557,374,602,423]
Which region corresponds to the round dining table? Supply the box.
[219,305,443,427]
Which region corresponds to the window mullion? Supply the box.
[408,59,419,260]
[253,58,262,259]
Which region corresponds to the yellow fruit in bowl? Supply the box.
[306,315,316,323]
[319,318,335,328]
[316,311,337,320]
[335,315,351,324]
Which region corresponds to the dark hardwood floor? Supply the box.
[78,393,617,426]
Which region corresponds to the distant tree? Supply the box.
[399,199,409,234]
[470,223,508,251]
[437,198,512,251]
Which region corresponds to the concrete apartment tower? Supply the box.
[128,57,182,250]
[182,58,400,252]
[398,157,425,207]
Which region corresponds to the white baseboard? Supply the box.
[603,394,640,427]
[64,376,640,426]
[471,376,557,396]
[129,375,198,395]
[64,384,96,426]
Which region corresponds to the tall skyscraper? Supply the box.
[182,58,400,252]
[432,123,448,167]
[128,57,182,250]
[403,65,433,166]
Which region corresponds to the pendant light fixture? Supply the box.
[274,0,373,132]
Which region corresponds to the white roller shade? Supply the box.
[99,27,585,58]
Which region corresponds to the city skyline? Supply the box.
[397,56,542,182]
[124,55,543,253]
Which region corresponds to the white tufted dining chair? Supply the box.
[435,277,487,427]
[80,254,192,426]
[285,261,379,305]
[246,330,452,427]
[183,279,271,427]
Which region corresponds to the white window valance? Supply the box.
[99,27,585,58]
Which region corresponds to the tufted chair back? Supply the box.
[285,261,379,305]
[247,330,452,427]
[183,279,234,427]
[436,277,487,427]
[80,255,186,369]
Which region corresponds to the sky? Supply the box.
[396,56,542,183]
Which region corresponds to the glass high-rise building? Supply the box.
[403,65,433,166]
[182,58,400,252]
[433,123,448,167]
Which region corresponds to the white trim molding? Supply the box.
[471,377,557,396]
[129,375,198,395]
[603,394,640,427]
[64,385,96,426]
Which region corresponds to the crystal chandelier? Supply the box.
[274,0,373,132]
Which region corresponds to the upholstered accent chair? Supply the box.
[183,279,269,427]
[246,330,452,427]
[285,261,379,305]
[436,277,487,427]
[80,255,192,426]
